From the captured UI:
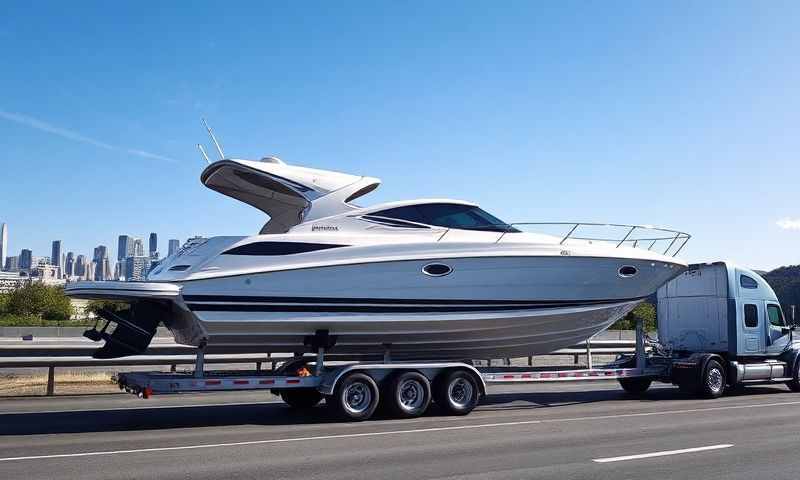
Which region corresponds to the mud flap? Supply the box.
[84,303,162,358]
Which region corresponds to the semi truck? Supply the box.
[113,261,799,421]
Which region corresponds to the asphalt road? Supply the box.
[1,381,800,479]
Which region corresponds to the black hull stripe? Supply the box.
[186,300,636,313]
[182,295,641,306]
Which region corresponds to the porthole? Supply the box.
[423,263,453,277]
[618,265,638,278]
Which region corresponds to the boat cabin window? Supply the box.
[223,242,346,256]
[767,305,786,327]
[370,203,518,232]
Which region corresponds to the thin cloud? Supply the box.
[776,218,800,230]
[0,108,178,163]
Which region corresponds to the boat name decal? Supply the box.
[312,225,339,232]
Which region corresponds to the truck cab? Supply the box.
[657,261,798,395]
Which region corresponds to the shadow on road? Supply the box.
[0,384,791,436]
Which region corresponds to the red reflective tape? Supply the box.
[286,379,301,384]
[233,380,249,385]
[259,379,275,385]
[205,380,222,385]
[503,374,515,379]
[541,373,553,379]
[521,374,532,379]
[558,372,570,377]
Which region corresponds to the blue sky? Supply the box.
[1,2,798,269]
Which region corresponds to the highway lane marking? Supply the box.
[593,444,734,463]
[1,399,798,463]
[0,400,283,416]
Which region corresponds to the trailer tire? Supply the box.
[328,372,380,421]
[280,388,322,409]
[618,377,652,395]
[385,371,432,418]
[434,369,480,416]
[699,359,726,399]
[786,359,800,392]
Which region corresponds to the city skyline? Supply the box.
[0,220,184,281]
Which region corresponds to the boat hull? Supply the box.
[67,255,681,359]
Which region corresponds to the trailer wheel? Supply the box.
[618,377,652,395]
[328,372,380,421]
[385,371,432,418]
[434,370,480,416]
[699,359,726,398]
[280,388,322,409]
[786,359,800,392]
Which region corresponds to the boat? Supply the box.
[65,155,690,360]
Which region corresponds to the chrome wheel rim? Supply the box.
[398,379,425,411]
[707,367,723,393]
[448,378,474,408]
[343,382,372,414]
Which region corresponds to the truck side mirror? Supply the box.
[782,325,797,336]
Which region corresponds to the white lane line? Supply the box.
[0,400,282,416]
[593,444,734,463]
[1,399,798,463]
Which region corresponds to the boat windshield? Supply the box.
[369,203,519,232]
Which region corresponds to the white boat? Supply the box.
[66,156,690,359]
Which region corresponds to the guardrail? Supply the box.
[0,339,637,395]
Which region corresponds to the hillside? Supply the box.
[763,265,800,322]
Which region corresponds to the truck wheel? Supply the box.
[280,388,322,408]
[618,377,652,395]
[699,359,726,398]
[328,372,379,421]
[434,370,480,416]
[786,360,800,392]
[386,371,432,418]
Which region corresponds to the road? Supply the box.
[1,381,800,479]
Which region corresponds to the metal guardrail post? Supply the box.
[194,347,205,379]
[46,366,55,396]
[527,356,533,366]
[586,338,593,370]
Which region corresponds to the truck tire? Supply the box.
[327,372,380,421]
[699,359,726,399]
[280,388,322,408]
[786,359,800,392]
[618,377,652,395]
[434,369,480,416]
[386,371,432,418]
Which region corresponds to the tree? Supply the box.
[610,302,656,331]
[6,283,73,320]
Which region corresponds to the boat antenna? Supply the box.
[197,144,211,164]
[202,118,225,159]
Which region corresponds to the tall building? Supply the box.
[0,223,7,271]
[65,252,75,277]
[74,254,87,277]
[4,256,19,272]
[125,256,151,282]
[117,235,134,261]
[168,239,180,257]
[51,240,62,271]
[19,249,33,271]
[93,245,109,281]
[133,238,144,257]
[149,233,158,258]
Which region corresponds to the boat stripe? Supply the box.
[181,295,641,306]
[185,301,633,313]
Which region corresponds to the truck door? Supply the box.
[742,302,765,354]
[764,303,790,354]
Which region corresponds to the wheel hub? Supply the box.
[448,378,474,408]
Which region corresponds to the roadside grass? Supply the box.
[0,371,118,396]
[0,315,94,327]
